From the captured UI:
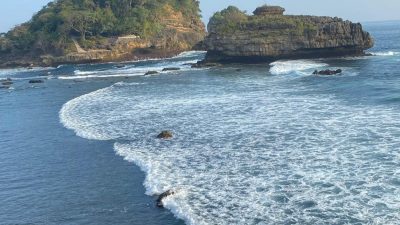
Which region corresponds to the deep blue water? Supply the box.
[1,21,400,225]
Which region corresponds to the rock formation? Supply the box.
[202,5,374,63]
[0,0,206,68]
[157,131,174,139]
[313,69,343,75]
[156,190,176,208]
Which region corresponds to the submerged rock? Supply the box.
[156,190,176,208]
[114,64,126,68]
[0,78,14,86]
[144,71,159,76]
[157,131,173,139]
[191,61,222,68]
[1,80,13,86]
[202,5,374,63]
[29,79,44,84]
[162,67,181,71]
[313,69,342,75]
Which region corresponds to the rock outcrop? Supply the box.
[202,5,374,63]
[156,190,176,208]
[157,131,174,139]
[0,0,206,68]
[313,69,342,75]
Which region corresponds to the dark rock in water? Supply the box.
[2,81,13,85]
[144,71,159,75]
[313,69,342,75]
[162,67,181,71]
[298,200,318,209]
[29,79,44,84]
[157,131,173,139]
[191,61,221,68]
[236,69,242,72]
[156,190,175,208]
[115,64,126,68]
[0,85,10,89]
[202,5,374,63]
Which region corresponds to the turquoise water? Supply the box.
[1,21,400,224]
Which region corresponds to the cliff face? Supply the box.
[0,0,206,67]
[202,6,374,63]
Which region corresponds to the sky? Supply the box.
[1,0,400,32]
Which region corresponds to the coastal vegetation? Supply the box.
[208,5,317,35]
[0,0,204,62]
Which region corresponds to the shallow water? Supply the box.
[2,21,400,225]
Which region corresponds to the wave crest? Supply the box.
[269,60,328,75]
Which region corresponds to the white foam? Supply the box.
[64,53,202,79]
[173,51,206,59]
[60,75,400,225]
[269,60,328,75]
[0,67,54,78]
[369,51,400,56]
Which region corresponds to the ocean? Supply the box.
[1,21,400,225]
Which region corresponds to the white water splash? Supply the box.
[269,60,328,75]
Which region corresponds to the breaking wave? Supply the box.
[269,60,328,75]
[369,51,400,56]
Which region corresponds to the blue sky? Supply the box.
[1,0,400,32]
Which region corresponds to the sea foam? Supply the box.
[60,69,400,225]
[370,51,400,56]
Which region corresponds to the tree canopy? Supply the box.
[0,0,202,55]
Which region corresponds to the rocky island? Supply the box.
[0,0,205,68]
[200,5,374,63]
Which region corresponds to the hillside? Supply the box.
[0,0,206,67]
[201,5,374,63]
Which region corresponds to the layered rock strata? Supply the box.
[202,5,374,63]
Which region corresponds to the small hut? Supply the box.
[253,5,285,16]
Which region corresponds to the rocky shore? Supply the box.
[201,5,374,63]
[0,1,206,68]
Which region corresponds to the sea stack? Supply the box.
[201,5,374,63]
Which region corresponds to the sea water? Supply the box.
[2,21,400,224]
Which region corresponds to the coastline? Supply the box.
[0,49,189,70]
[0,74,185,225]
[2,18,400,224]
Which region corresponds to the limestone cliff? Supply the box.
[202,5,374,63]
[0,0,206,68]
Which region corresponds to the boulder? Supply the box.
[191,61,221,68]
[115,64,126,68]
[162,67,181,71]
[29,79,44,84]
[144,71,159,75]
[157,131,173,139]
[156,190,176,208]
[1,81,13,85]
[313,69,342,75]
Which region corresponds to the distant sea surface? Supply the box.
[1,21,400,225]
